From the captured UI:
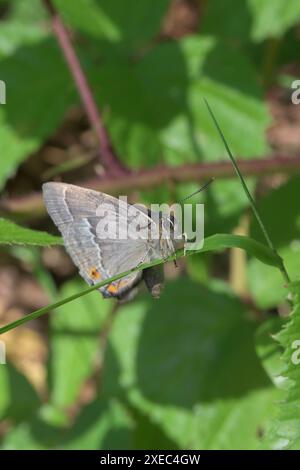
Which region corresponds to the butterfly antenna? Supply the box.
[180,177,215,203]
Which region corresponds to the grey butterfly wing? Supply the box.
[42,182,151,299]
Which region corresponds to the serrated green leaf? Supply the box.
[0,218,62,246]
[255,317,286,387]
[102,280,280,449]
[264,283,300,449]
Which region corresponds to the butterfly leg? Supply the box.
[136,247,151,268]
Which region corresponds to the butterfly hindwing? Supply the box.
[42,183,150,299]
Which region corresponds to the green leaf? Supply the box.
[0,0,63,189]
[88,35,270,168]
[9,0,47,23]
[248,249,296,309]
[0,218,62,246]
[102,280,280,449]
[255,317,286,387]
[247,177,300,308]
[61,399,134,450]
[0,18,48,190]
[0,365,9,418]
[0,8,46,59]
[202,0,253,43]
[10,246,57,300]
[1,414,65,450]
[265,283,300,449]
[49,278,111,408]
[54,0,171,47]
[204,179,256,235]
[0,363,40,422]
[202,0,300,43]
[186,252,210,285]
[1,398,133,450]
[0,33,75,190]
[248,0,300,41]
[205,99,277,253]
[202,233,280,267]
[163,36,270,162]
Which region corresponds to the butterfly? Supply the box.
[42,182,185,301]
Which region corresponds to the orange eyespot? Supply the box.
[107,280,129,295]
[89,267,101,280]
[107,284,118,294]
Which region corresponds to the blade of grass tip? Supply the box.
[0,249,182,335]
[204,98,290,285]
[0,230,283,334]
[0,273,135,335]
[0,279,113,335]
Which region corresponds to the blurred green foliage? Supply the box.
[1,0,300,450]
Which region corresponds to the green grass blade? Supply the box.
[0,233,281,335]
[0,218,62,246]
[201,234,280,267]
[204,99,290,285]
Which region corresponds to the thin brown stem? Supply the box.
[1,155,300,218]
[42,0,128,176]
